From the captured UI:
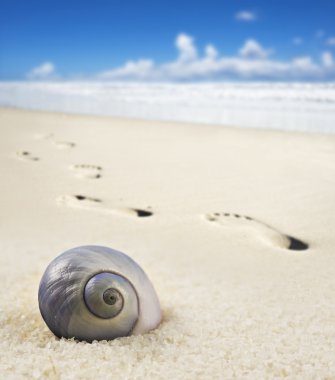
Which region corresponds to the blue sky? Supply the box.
[1,0,335,81]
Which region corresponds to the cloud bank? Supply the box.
[98,33,335,81]
[27,34,335,82]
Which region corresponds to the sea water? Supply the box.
[0,81,334,134]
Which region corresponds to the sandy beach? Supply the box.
[0,107,335,379]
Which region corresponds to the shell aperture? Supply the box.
[38,245,161,342]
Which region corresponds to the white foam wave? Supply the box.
[1,81,335,133]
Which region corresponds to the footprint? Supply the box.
[71,164,102,179]
[35,133,76,149]
[205,212,308,251]
[16,151,39,161]
[53,141,76,149]
[57,195,153,218]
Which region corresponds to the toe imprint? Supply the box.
[71,164,103,179]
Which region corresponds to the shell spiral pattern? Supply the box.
[38,245,161,342]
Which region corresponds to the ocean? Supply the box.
[1,81,335,134]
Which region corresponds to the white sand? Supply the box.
[0,107,334,379]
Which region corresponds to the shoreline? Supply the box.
[0,105,332,137]
[1,80,335,134]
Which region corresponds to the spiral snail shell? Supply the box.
[38,245,161,342]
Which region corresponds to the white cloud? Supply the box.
[239,39,271,59]
[291,56,318,71]
[66,33,335,81]
[175,33,197,62]
[292,37,303,45]
[205,44,218,60]
[99,60,155,80]
[235,11,257,22]
[326,37,335,46]
[322,51,334,68]
[27,62,55,80]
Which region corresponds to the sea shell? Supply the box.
[38,245,161,341]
